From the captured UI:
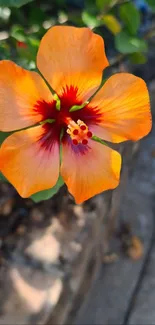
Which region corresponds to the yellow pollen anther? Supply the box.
[66,119,92,145]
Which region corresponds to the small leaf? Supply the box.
[102,14,121,35]
[115,31,148,54]
[119,2,141,35]
[0,0,34,7]
[82,11,100,28]
[40,119,55,125]
[53,94,61,111]
[129,52,147,64]
[26,37,40,56]
[31,176,64,203]
[10,25,26,42]
[96,0,116,11]
[92,135,109,147]
[69,101,88,112]
[96,0,109,10]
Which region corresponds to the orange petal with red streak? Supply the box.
[37,25,109,102]
[0,125,59,197]
[88,73,152,143]
[0,60,53,131]
[61,138,121,204]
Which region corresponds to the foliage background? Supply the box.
[0,0,155,67]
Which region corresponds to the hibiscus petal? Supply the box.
[87,73,151,143]
[61,137,121,204]
[37,25,109,102]
[0,60,54,131]
[0,125,60,197]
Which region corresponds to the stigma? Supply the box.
[67,119,92,145]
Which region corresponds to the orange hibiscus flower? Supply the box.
[0,26,151,203]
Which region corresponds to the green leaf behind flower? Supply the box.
[31,175,64,202]
[119,2,140,35]
[0,131,12,182]
[0,0,34,7]
[0,131,12,145]
[129,52,147,64]
[92,135,109,147]
[115,31,148,54]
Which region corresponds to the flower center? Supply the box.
[67,119,92,145]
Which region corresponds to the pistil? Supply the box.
[67,119,92,145]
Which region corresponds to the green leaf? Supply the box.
[29,6,46,25]
[0,131,12,183]
[69,101,88,112]
[102,14,121,35]
[0,131,12,145]
[15,35,39,63]
[82,11,100,28]
[119,2,140,35]
[92,135,109,147]
[0,0,34,7]
[96,0,109,10]
[27,37,40,55]
[0,173,8,182]
[10,25,26,42]
[96,0,116,11]
[129,52,147,64]
[115,31,148,54]
[0,41,10,60]
[146,0,155,11]
[31,176,64,203]
[40,119,55,125]
[53,94,61,111]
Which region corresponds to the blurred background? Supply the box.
[0,0,155,73]
[0,0,155,325]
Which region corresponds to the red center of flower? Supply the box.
[33,86,99,150]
